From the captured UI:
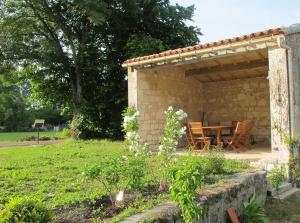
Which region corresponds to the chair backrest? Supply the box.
[184,122,207,147]
[188,122,205,137]
[231,120,254,144]
[238,120,255,142]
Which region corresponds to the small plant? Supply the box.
[242,193,269,223]
[268,166,286,190]
[122,107,147,156]
[202,145,225,175]
[169,159,204,223]
[85,154,146,204]
[158,107,187,187]
[0,197,53,223]
[62,128,71,137]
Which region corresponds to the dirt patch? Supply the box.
[19,136,63,141]
[52,184,163,222]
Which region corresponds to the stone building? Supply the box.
[122,24,300,164]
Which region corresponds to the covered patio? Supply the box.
[123,25,300,166]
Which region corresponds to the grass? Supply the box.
[266,194,300,223]
[0,140,249,221]
[0,131,64,143]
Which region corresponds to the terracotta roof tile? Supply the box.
[123,27,284,65]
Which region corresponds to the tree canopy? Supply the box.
[0,0,201,138]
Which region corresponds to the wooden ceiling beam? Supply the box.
[257,52,266,60]
[185,59,268,77]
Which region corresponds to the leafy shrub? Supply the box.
[62,128,71,137]
[0,197,53,223]
[86,154,146,204]
[242,193,269,223]
[202,146,225,175]
[169,159,204,223]
[268,166,286,190]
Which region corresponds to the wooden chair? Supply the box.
[184,122,211,152]
[231,121,238,135]
[223,120,255,152]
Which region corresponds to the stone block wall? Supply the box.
[202,78,271,144]
[122,170,268,223]
[268,47,290,161]
[134,66,203,147]
[128,66,272,147]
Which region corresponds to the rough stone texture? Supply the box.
[268,47,290,163]
[286,33,300,161]
[121,170,267,223]
[128,66,203,147]
[202,78,270,144]
[128,66,271,147]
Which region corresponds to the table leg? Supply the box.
[216,129,221,144]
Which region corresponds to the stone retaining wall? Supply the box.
[122,170,267,223]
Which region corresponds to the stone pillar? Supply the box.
[268,47,290,164]
[127,67,138,107]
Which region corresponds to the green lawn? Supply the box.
[0,140,124,208]
[0,131,64,143]
[0,140,249,222]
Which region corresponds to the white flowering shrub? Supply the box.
[122,106,147,156]
[159,106,187,168]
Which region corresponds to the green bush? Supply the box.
[242,193,269,223]
[0,197,53,223]
[169,159,204,223]
[268,166,286,190]
[202,146,225,175]
[62,128,71,137]
[85,154,146,203]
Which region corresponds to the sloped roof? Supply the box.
[123,27,283,66]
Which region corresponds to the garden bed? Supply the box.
[0,140,250,222]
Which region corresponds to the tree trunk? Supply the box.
[70,65,84,138]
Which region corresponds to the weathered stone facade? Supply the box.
[126,24,300,167]
[128,66,271,147]
[122,170,267,223]
[202,78,270,144]
[129,66,203,147]
[268,47,290,162]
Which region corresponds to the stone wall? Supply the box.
[128,66,272,147]
[286,33,300,136]
[122,170,267,223]
[131,66,203,147]
[202,78,271,144]
[268,47,290,161]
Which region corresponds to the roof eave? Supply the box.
[122,34,283,69]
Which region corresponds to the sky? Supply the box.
[170,0,300,43]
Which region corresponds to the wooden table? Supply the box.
[203,125,234,144]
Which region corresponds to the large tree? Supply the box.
[0,0,201,139]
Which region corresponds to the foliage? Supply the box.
[122,107,147,156]
[85,153,146,204]
[202,145,225,175]
[158,107,187,168]
[0,0,201,139]
[0,140,249,220]
[0,197,53,223]
[62,128,71,138]
[169,160,204,223]
[268,166,286,190]
[273,124,300,185]
[242,193,269,223]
